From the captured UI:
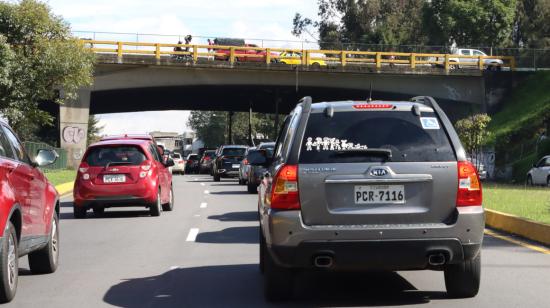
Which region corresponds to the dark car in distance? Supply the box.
[200,150,216,174]
[243,142,275,193]
[185,154,200,174]
[212,145,247,181]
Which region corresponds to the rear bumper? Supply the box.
[74,180,157,207]
[77,196,150,209]
[263,206,484,270]
[271,240,480,271]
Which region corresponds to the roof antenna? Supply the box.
[367,82,373,102]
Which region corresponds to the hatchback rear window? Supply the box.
[222,148,246,156]
[299,111,455,163]
[86,146,147,166]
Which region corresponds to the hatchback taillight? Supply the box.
[269,164,300,210]
[78,162,90,180]
[456,161,482,206]
[243,158,249,165]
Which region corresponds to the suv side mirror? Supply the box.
[34,149,58,167]
[164,158,175,167]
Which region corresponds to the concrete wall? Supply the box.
[59,89,90,168]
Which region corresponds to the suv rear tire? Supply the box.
[73,205,87,219]
[28,215,59,274]
[0,222,18,303]
[263,245,294,301]
[444,253,481,298]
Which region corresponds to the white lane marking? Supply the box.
[186,228,199,242]
[194,214,201,217]
[200,202,207,208]
[204,190,210,194]
[193,178,198,181]
[200,183,205,186]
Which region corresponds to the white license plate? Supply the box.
[232,164,240,169]
[354,185,405,204]
[103,174,126,183]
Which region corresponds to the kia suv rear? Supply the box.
[73,138,174,218]
[256,96,484,301]
[212,145,247,181]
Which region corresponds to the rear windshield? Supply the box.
[299,111,455,163]
[172,154,181,159]
[222,148,246,156]
[247,148,274,160]
[86,146,147,166]
[188,155,199,161]
[204,151,216,158]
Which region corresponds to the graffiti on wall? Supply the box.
[62,126,85,144]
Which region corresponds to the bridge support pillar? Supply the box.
[59,89,90,169]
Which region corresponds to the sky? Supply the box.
[46,0,319,135]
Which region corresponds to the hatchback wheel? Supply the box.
[150,190,162,217]
[28,215,59,274]
[73,205,87,219]
[444,253,481,298]
[162,186,174,211]
[0,222,18,303]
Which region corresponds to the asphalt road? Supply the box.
[5,174,550,307]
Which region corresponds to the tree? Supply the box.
[0,0,94,141]
[87,115,104,146]
[455,114,492,169]
[513,0,550,48]
[187,111,227,148]
[422,0,517,47]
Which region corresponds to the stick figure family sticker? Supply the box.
[305,137,368,152]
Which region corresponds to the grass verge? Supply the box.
[43,169,76,187]
[484,183,550,225]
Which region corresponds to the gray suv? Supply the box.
[254,96,484,301]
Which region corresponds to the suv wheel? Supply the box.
[73,205,87,219]
[150,190,162,217]
[28,215,59,274]
[0,222,18,303]
[162,186,174,211]
[444,253,481,298]
[247,183,257,194]
[263,245,294,301]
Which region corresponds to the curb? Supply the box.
[485,209,550,246]
[55,182,74,197]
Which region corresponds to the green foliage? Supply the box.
[87,115,103,146]
[511,152,537,183]
[538,139,550,159]
[423,0,517,47]
[484,183,550,225]
[42,168,76,186]
[455,113,492,157]
[513,0,550,48]
[0,0,94,141]
[187,111,227,148]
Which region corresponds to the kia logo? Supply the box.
[370,168,388,177]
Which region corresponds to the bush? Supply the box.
[512,152,537,184]
[537,139,550,159]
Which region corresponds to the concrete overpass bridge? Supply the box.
[60,40,518,167]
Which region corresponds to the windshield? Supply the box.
[299,111,455,163]
[85,146,147,166]
[222,148,246,156]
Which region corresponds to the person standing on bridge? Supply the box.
[173,40,184,60]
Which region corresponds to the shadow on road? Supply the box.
[195,226,259,244]
[209,190,249,195]
[208,211,258,222]
[60,209,153,220]
[103,264,447,308]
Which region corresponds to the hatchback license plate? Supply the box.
[354,185,405,204]
[103,174,125,183]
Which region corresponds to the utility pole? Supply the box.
[248,104,253,146]
[273,97,280,138]
[227,111,234,144]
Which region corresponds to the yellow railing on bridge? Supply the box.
[81,39,516,72]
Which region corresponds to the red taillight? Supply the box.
[269,164,300,210]
[78,162,90,180]
[204,156,211,161]
[353,104,393,109]
[243,158,249,165]
[141,161,152,171]
[456,161,482,206]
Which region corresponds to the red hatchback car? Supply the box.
[0,120,60,303]
[73,137,175,218]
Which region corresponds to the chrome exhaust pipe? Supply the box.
[428,253,446,266]
[314,255,333,268]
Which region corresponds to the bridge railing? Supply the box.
[81,39,516,72]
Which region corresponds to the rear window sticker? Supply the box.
[305,137,368,151]
[420,117,440,130]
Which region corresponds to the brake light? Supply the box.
[269,164,300,210]
[243,158,249,165]
[78,162,89,173]
[456,161,482,206]
[204,156,211,161]
[141,162,152,171]
[353,104,393,109]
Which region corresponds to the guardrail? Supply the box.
[23,142,67,170]
[81,40,516,72]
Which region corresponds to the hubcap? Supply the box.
[51,219,59,263]
[7,233,16,290]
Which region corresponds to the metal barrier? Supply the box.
[23,142,68,170]
[81,39,516,72]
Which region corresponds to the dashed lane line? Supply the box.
[204,190,210,194]
[200,202,207,208]
[186,228,200,242]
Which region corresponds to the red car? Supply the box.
[0,120,60,303]
[73,137,175,218]
[213,38,277,62]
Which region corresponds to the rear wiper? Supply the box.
[335,148,392,159]
[105,161,133,168]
